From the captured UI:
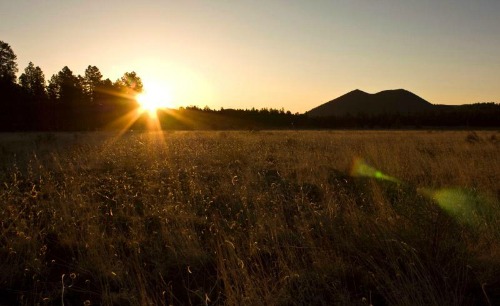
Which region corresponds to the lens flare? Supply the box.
[348,157,492,227]
[350,158,400,183]
[419,187,488,225]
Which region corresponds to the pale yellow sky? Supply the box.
[2,0,499,112]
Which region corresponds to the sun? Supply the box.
[136,83,173,117]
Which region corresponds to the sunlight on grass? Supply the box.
[1,131,498,305]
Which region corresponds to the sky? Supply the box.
[1,0,499,113]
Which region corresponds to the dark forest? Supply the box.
[1,40,499,131]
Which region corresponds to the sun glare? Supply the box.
[136,83,173,117]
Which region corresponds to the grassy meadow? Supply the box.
[0,130,499,305]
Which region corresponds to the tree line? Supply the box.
[156,104,499,130]
[1,40,499,131]
[0,40,145,131]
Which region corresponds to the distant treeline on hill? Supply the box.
[1,40,499,131]
[159,104,500,130]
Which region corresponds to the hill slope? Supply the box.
[307,89,433,117]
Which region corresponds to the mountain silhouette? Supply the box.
[307,89,433,117]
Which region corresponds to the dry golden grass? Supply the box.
[0,130,499,305]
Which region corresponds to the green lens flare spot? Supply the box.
[351,158,400,183]
[421,187,490,226]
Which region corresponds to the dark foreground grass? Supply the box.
[0,130,499,305]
